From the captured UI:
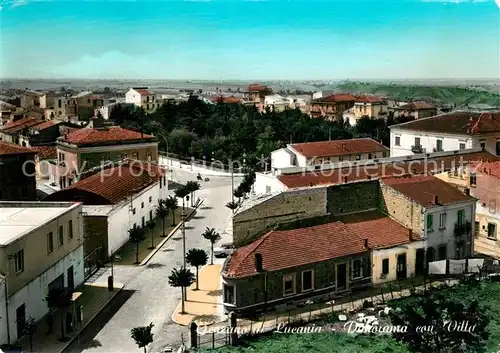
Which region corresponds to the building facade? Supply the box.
[309,94,357,120]
[125,88,160,112]
[391,101,437,120]
[0,142,37,201]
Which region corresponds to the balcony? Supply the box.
[411,145,424,154]
[433,147,444,152]
[454,221,472,237]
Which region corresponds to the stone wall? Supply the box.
[379,181,423,234]
[327,180,381,215]
[232,187,328,246]
[83,215,109,262]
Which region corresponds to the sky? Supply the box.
[0,0,499,80]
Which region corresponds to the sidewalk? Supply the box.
[172,264,224,326]
[18,281,124,353]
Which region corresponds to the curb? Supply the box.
[61,283,124,353]
[140,200,204,266]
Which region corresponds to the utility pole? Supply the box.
[231,164,234,203]
[182,209,186,269]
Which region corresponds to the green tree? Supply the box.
[186,248,208,290]
[226,201,239,213]
[128,225,147,264]
[163,196,179,226]
[201,227,220,265]
[146,219,156,249]
[155,202,169,237]
[233,188,244,203]
[174,185,190,210]
[168,268,196,314]
[131,323,154,353]
[185,181,201,207]
[46,287,73,341]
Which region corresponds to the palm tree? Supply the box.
[185,181,201,207]
[168,268,195,314]
[226,201,239,213]
[128,225,147,264]
[131,323,154,353]
[163,195,179,226]
[46,287,73,341]
[175,185,190,211]
[146,219,156,249]
[202,227,220,265]
[186,248,208,290]
[155,202,169,237]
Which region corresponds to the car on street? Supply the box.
[213,243,235,258]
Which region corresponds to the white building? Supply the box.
[0,201,84,345]
[125,87,160,112]
[312,91,335,100]
[95,102,134,120]
[390,111,500,157]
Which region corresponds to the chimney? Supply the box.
[255,253,263,272]
[432,194,439,205]
[364,239,369,249]
[408,229,413,241]
[344,176,348,183]
[464,188,470,196]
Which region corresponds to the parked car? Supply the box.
[213,243,235,258]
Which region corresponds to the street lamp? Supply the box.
[181,209,187,270]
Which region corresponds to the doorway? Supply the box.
[336,263,347,291]
[415,248,425,275]
[67,266,74,291]
[396,254,407,280]
[16,304,26,339]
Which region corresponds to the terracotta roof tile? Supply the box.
[318,94,357,103]
[31,120,58,131]
[381,175,475,207]
[0,141,36,155]
[355,95,385,104]
[396,101,436,110]
[135,89,153,96]
[60,127,154,145]
[248,84,269,92]
[32,145,57,159]
[290,138,387,158]
[211,96,242,104]
[0,117,43,134]
[391,112,500,135]
[473,161,500,180]
[278,151,500,189]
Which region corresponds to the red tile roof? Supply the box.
[317,94,357,103]
[0,117,43,134]
[248,84,269,92]
[225,222,367,278]
[31,120,58,131]
[395,101,436,110]
[55,163,164,204]
[355,95,385,104]
[473,161,500,180]
[392,112,500,135]
[277,151,500,189]
[211,96,242,104]
[0,141,36,156]
[225,213,414,279]
[59,127,154,145]
[290,138,387,158]
[135,88,153,96]
[381,175,475,207]
[32,145,57,159]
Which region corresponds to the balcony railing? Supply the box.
[454,221,472,237]
[411,145,424,154]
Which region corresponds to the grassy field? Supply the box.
[201,282,500,353]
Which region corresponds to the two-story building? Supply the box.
[125,88,160,112]
[51,126,158,188]
[44,161,169,266]
[345,95,389,125]
[0,117,44,145]
[390,112,500,157]
[391,101,437,120]
[20,91,51,110]
[309,94,357,121]
[0,142,37,201]
[0,201,84,345]
[65,92,105,121]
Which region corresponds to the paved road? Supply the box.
[65,167,242,353]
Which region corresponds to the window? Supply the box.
[132,152,138,159]
[163,175,166,186]
[283,274,295,296]
[469,173,477,186]
[15,250,24,273]
[150,210,153,220]
[47,232,54,253]
[395,136,401,146]
[368,153,372,159]
[58,225,64,246]
[147,152,152,161]
[117,153,121,160]
[427,214,434,231]
[142,216,145,227]
[439,213,447,229]
[141,202,144,209]
[457,209,465,226]
[352,259,362,279]
[132,208,136,215]
[356,155,361,161]
[68,220,73,239]
[488,223,497,240]
[475,221,480,235]
[438,245,447,260]
[382,258,389,275]
[414,137,421,147]
[160,178,163,189]
[436,139,443,151]
[459,143,466,150]
[224,284,235,304]
[149,196,152,203]
[301,270,314,291]
[489,200,497,214]
[339,155,344,162]
[480,142,486,150]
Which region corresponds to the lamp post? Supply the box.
[182,209,186,269]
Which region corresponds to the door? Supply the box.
[415,248,425,275]
[336,263,347,291]
[67,266,74,291]
[396,254,407,280]
[16,304,26,339]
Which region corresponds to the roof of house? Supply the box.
[248,84,269,92]
[0,117,43,134]
[290,138,387,158]
[473,161,500,179]
[390,111,500,135]
[30,120,59,131]
[0,141,36,156]
[381,175,475,207]
[133,88,154,96]
[51,163,164,204]
[24,91,45,97]
[225,212,414,279]
[32,145,57,159]
[70,91,93,99]
[355,95,385,104]
[211,96,242,104]
[315,94,357,103]
[394,101,436,110]
[59,126,154,145]
[277,150,500,189]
